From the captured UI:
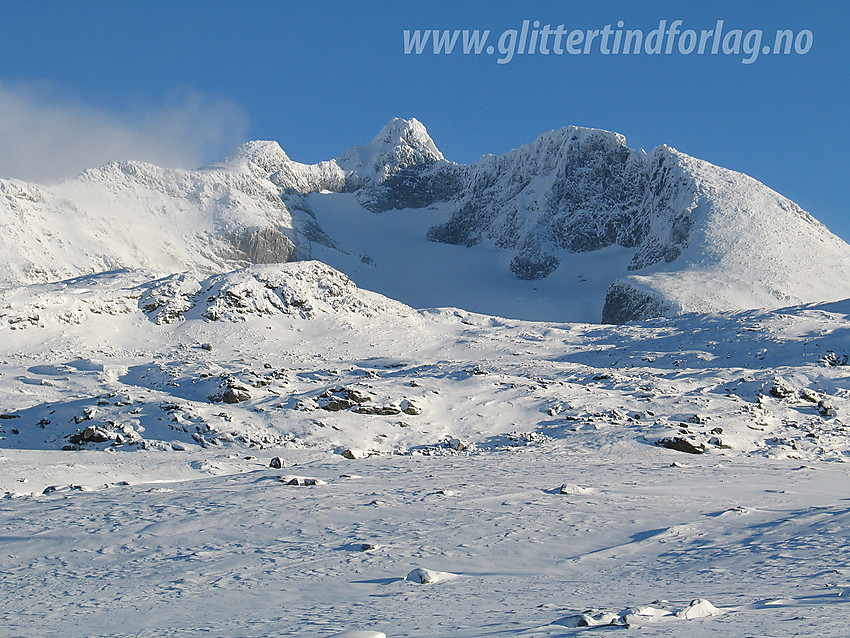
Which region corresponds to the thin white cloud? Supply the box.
[0,81,250,184]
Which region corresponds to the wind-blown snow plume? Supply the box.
[0,81,249,184]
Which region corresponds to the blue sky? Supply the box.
[0,1,847,239]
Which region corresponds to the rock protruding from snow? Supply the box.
[675,598,722,619]
[142,261,412,323]
[655,436,708,455]
[559,483,593,495]
[280,476,327,486]
[405,567,456,584]
[557,598,722,628]
[602,279,677,324]
[557,610,623,628]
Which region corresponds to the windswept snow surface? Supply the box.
[1,264,850,636]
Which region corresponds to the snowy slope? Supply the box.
[4,443,850,637]
[2,264,849,460]
[0,154,337,284]
[602,149,850,321]
[1,266,850,636]
[304,191,639,323]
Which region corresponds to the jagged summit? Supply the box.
[366,117,443,161]
[518,124,630,158]
[335,117,445,183]
[202,118,446,196]
[375,117,442,155]
[210,140,292,176]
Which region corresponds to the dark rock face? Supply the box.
[601,280,674,324]
[414,129,698,282]
[509,254,560,280]
[626,153,697,271]
[353,165,463,213]
[228,226,297,265]
[426,130,649,259]
[425,199,487,246]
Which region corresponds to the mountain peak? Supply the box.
[213,140,292,176]
[5,118,850,325]
[336,117,445,182]
[372,117,442,157]
[522,125,630,159]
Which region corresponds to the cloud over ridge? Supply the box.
[0,81,250,184]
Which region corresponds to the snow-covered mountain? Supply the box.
[4,121,850,638]
[2,117,849,322]
[0,154,343,284]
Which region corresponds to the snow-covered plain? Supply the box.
[1,264,849,636]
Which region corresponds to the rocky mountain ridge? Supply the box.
[1,117,848,322]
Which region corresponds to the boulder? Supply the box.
[654,436,706,454]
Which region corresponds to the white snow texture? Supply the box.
[2,118,850,637]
